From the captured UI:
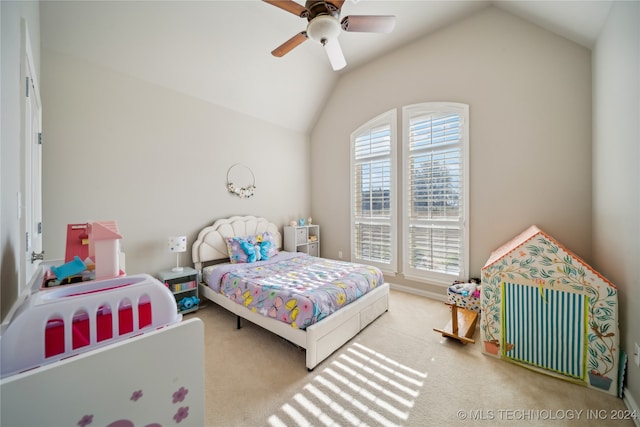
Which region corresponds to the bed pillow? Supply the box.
[226,237,253,264]
[226,232,279,264]
[255,232,279,259]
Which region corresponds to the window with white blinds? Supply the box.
[350,110,397,273]
[350,104,467,286]
[403,103,469,284]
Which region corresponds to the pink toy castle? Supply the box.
[88,220,123,280]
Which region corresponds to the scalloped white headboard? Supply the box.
[191,216,281,268]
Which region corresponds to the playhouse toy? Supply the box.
[64,223,90,263]
[89,220,123,280]
[50,220,125,287]
[480,225,621,396]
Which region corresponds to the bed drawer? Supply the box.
[315,313,360,363]
[360,292,389,328]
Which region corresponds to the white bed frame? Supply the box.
[192,216,389,370]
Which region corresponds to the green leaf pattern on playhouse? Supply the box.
[481,236,618,387]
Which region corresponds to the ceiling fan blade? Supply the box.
[341,15,396,33]
[271,32,308,57]
[263,0,309,18]
[323,38,346,71]
[326,0,345,11]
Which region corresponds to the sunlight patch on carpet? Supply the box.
[267,342,428,427]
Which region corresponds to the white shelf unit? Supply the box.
[284,225,320,257]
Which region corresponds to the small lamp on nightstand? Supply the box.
[168,236,187,272]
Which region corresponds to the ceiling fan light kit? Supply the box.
[264,0,396,71]
[306,15,340,44]
[306,15,345,70]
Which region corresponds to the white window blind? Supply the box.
[403,103,469,284]
[350,110,397,273]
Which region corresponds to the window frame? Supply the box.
[401,102,469,286]
[349,109,398,275]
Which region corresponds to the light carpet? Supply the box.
[188,288,633,426]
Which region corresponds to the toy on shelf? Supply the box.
[50,256,86,282]
[44,220,125,288]
[89,220,123,280]
[178,296,200,312]
[64,223,89,262]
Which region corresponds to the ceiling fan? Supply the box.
[264,0,396,71]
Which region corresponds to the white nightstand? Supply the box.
[157,267,199,314]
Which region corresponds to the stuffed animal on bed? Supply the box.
[239,237,272,263]
[240,240,258,263]
[259,241,271,260]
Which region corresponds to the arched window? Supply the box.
[350,109,397,273]
[350,103,469,286]
[402,102,469,285]
[138,294,152,329]
[118,298,134,335]
[96,304,113,342]
[45,316,65,358]
[72,309,90,349]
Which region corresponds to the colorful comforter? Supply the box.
[203,252,384,329]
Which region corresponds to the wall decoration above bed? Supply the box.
[226,163,256,198]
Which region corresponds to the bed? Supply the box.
[192,215,389,370]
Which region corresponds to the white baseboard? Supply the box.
[623,387,640,427]
[389,282,446,302]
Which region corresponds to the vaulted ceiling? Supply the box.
[40,1,612,133]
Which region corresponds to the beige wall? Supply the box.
[41,51,310,278]
[1,1,40,321]
[311,7,593,297]
[592,0,640,411]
